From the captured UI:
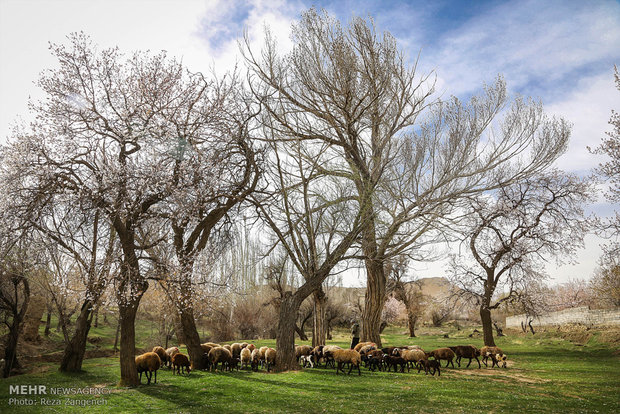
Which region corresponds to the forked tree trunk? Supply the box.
[179,306,208,370]
[312,288,326,347]
[60,300,93,372]
[361,258,386,347]
[275,292,301,372]
[480,305,496,347]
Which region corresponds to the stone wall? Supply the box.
[506,306,620,328]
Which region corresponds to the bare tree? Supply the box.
[2,33,238,385]
[590,251,620,308]
[450,171,593,346]
[244,8,571,345]
[386,257,425,337]
[251,136,365,371]
[589,65,620,258]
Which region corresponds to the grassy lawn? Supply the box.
[1,326,618,413]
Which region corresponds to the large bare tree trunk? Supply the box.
[275,292,301,372]
[480,305,496,347]
[406,311,418,338]
[312,288,326,347]
[60,300,93,372]
[118,300,141,386]
[179,305,208,370]
[361,258,386,347]
[22,295,45,342]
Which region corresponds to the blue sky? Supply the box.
[1,0,618,284]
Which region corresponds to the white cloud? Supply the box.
[0,0,301,141]
[424,0,620,98]
[548,70,618,173]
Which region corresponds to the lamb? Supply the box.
[332,349,362,375]
[295,345,313,362]
[384,355,408,373]
[152,346,169,368]
[428,348,456,368]
[300,355,314,368]
[240,347,252,370]
[165,347,180,368]
[449,345,481,368]
[171,353,191,375]
[208,346,233,371]
[135,352,161,384]
[367,354,384,372]
[480,346,507,368]
[265,348,277,372]
[417,358,441,376]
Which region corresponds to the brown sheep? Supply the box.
[401,349,427,369]
[135,352,161,384]
[208,346,233,371]
[172,353,191,375]
[333,349,361,375]
[265,348,277,372]
[203,342,220,348]
[353,342,376,352]
[223,344,232,353]
[152,346,169,368]
[231,343,243,358]
[358,344,377,356]
[449,345,481,368]
[246,344,256,352]
[251,348,261,371]
[295,345,313,362]
[428,348,456,368]
[322,345,343,368]
[201,343,214,355]
[417,358,441,376]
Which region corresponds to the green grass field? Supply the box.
[1,324,619,413]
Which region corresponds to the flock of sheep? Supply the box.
[134,341,508,384]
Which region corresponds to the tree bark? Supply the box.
[407,311,418,338]
[2,277,29,378]
[361,258,386,347]
[113,319,120,353]
[275,292,301,372]
[480,305,496,347]
[3,319,22,378]
[118,300,141,386]
[44,304,52,336]
[312,288,326,347]
[59,300,93,372]
[179,306,208,370]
